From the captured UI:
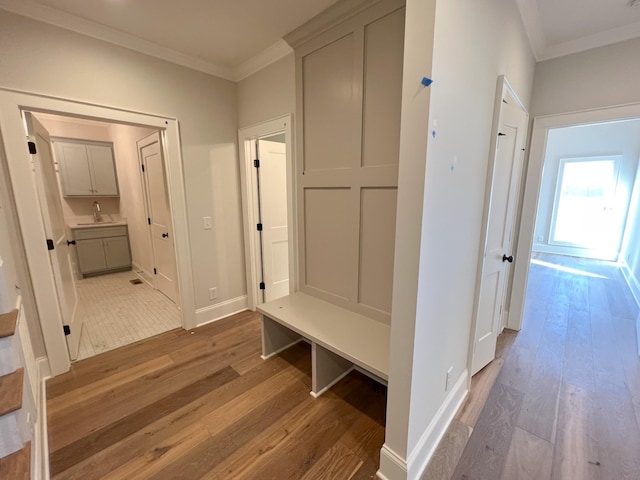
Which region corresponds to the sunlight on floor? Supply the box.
[530,258,608,279]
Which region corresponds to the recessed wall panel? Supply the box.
[305,188,353,298]
[303,34,355,171]
[362,9,405,167]
[358,188,397,317]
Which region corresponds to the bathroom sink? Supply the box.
[76,221,116,226]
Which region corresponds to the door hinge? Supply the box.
[46,239,54,250]
[254,159,260,168]
[256,223,263,231]
[498,132,506,137]
[153,268,157,275]
[141,164,145,172]
[28,141,37,154]
[63,325,71,336]
[259,282,265,290]
[147,217,151,225]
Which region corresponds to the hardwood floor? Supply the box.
[46,310,386,479]
[431,253,640,480]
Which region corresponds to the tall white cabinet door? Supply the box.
[88,145,119,195]
[57,142,93,196]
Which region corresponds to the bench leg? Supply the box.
[311,343,353,398]
[261,315,303,360]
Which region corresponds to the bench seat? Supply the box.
[257,292,390,397]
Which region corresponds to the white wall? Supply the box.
[237,54,295,128]
[381,0,535,477]
[533,120,640,257]
[622,157,640,302]
[0,12,246,329]
[531,37,640,118]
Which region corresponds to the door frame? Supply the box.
[0,88,195,376]
[467,76,528,377]
[238,115,296,310]
[509,102,640,332]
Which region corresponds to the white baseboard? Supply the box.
[378,444,408,479]
[195,295,248,327]
[620,261,640,308]
[35,357,51,480]
[377,370,469,480]
[620,262,640,357]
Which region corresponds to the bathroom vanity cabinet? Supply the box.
[72,225,131,277]
[53,138,119,197]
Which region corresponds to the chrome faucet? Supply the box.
[93,201,102,222]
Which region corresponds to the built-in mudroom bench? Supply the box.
[258,292,390,397]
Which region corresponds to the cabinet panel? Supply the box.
[76,238,107,273]
[303,34,356,172]
[54,139,119,197]
[57,142,93,196]
[362,9,405,167]
[88,145,119,195]
[104,236,131,269]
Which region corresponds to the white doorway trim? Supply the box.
[509,102,640,332]
[238,115,296,311]
[0,88,196,376]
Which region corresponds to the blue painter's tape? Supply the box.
[421,77,433,87]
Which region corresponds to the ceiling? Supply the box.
[1,0,640,80]
[517,0,640,60]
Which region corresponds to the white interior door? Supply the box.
[138,132,178,303]
[256,138,289,303]
[25,113,81,360]
[472,100,527,375]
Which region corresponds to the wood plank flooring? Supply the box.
[46,310,386,479]
[432,253,640,479]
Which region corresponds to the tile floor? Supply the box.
[74,271,181,361]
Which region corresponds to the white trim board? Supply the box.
[35,357,51,480]
[0,88,195,376]
[195,295,248,327]
[377,370,468,480]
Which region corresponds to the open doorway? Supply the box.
[26,112,182,361]
[238,115,295,310]
[0,88,195,376]
[531,120,640,262]
[510,105,640,337]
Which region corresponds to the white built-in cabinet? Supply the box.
[53,139,119,197]
[286,0,405,324]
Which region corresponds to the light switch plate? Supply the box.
[203,216,212,230]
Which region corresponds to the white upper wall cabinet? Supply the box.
[54,139,119,197]
[287,0,405,325]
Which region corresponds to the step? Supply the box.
[0,368,23,417]
[0,309,18,339]
[0,442,31,480]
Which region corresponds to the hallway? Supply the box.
[427,253,640,479]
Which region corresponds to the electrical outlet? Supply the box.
[445,366,453,392]
[209,287,217,300]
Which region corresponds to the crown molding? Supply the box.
[0,0,235,81]
[540,20,640,61]
[233,40,293,82]
[284,0,393,49]
[514,0,546,60]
